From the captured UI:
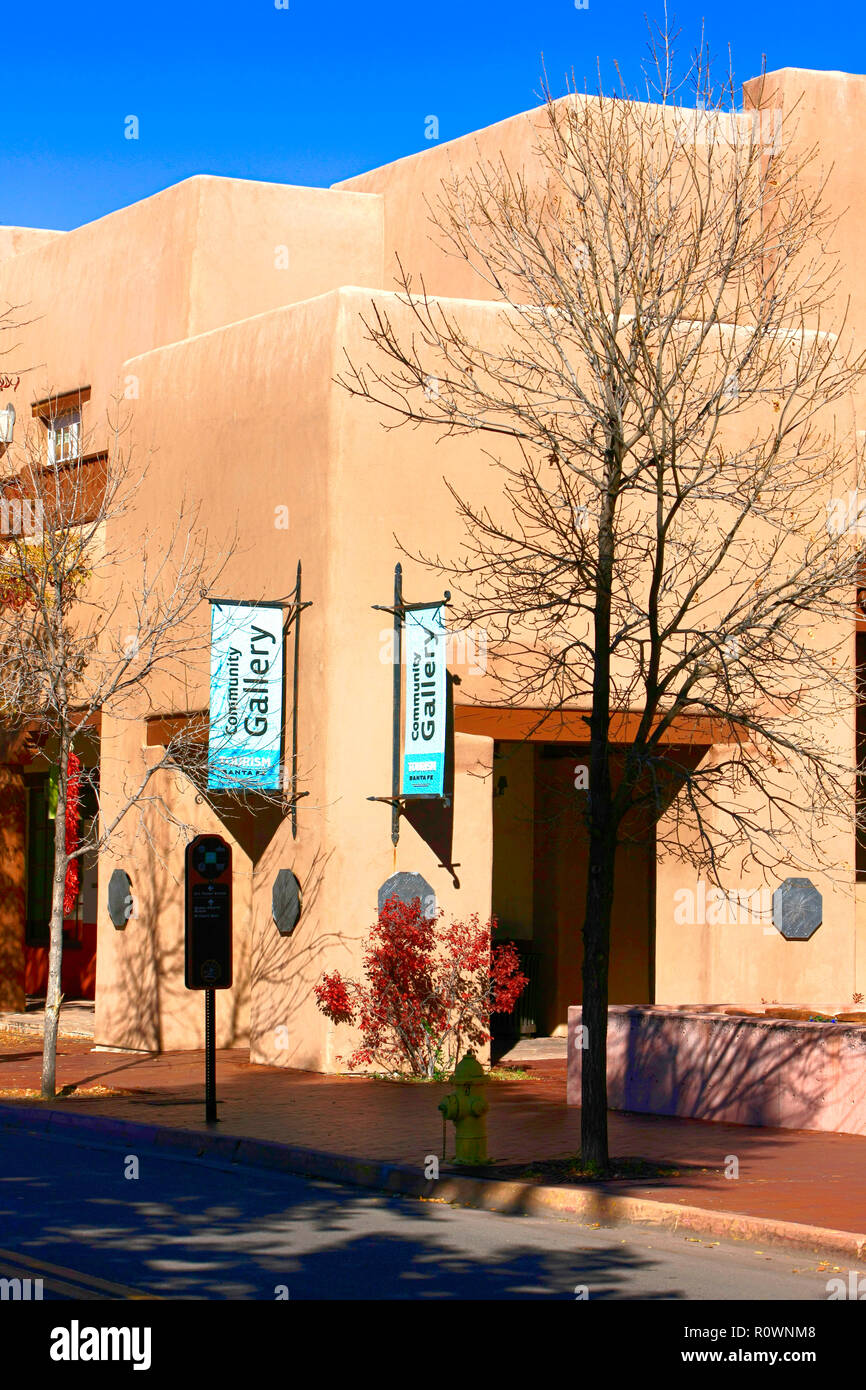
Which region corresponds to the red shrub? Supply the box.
[314,894,527,1077]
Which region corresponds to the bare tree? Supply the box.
[337,33,866,1168]
[0,405,295,1097]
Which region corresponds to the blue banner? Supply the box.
[208,602,284,791]
[401,604,446,797]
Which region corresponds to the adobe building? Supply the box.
[1,67,866,1084]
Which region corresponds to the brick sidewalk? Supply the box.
[2,1030,865,1236]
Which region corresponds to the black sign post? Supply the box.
[184,834,233,1123]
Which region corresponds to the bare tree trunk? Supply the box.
[41,738,69,1099]
[581,817,616,1170]
[580,440,619,1171]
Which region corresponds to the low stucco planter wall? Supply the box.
[567,1005,866,1136]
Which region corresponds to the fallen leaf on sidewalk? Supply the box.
[0,1085,137,1099]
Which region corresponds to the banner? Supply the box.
[208,601,284,791]
[401,603,446,796]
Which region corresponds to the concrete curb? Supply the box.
[0,1100,863,1263]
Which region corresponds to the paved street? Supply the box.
[3,1031,866,1240]
[0,1125,850,1300]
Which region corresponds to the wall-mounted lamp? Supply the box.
[0,403,15,444]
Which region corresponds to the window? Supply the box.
[47,409,81,466]
[24,767,99,940]
[31,387,90,466]
[25,774,52,944]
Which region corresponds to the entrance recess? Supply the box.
[533,744,654,1032]
[492,740,654,1037]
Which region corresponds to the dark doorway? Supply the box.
[532,744,654,1034]
[491,738,655,1039]
[491,736,708,1039]
[23,766,98,1000]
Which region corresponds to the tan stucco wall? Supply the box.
[186,179,384,339]
[491,741,535,941]
[0,176,384,440]
[0,226,63,262]
[744,69,866,336]
[96,285,503,1065]
[333,104,549,300]
[94,713,254,1052]
[7,67,866,1061]
[95,289,341,1055]
[77,270,866,1054]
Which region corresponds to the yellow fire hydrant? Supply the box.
[438,1053,489,1163]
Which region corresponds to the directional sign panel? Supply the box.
[185,835,233,989]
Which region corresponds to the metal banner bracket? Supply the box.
[371,564,451,846]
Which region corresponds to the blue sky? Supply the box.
[1,0,863,230]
